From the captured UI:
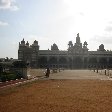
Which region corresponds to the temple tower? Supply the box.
[18,39,39,68]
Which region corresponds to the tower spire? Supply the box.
[76,33,80,44]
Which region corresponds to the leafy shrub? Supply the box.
[13,61,27,68]
[6,73,16,81]
[0,72,23,82]
[15,72,23,79]
[0,72,7,82]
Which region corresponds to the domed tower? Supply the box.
[18,39,40,68]
[83,41,89,53]
[21,38,25,46]
[83,41,88,48]
[68,41,73,53]
[18,38,26,61]
[19,38,26,50]
[26,41,29,47]
[68,41,73,48]
[51,43,59,50]
[98,44,105,51]
[32,40,39,51]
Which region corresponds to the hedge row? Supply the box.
[0,72,23,82]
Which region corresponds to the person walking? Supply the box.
[46,68,50,78]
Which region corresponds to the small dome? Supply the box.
[34,40,38,44]
[21,38,25,43]
[26,41,29,45]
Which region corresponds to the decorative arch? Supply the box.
[88,57,97,64]
[73,57,83,68]
[59,57,67,64]
[99,58,107,68]
[67,57,73,69]
[73,57,82,64]
[49,57,57,64]
[88,57,97,68]
[99,58,107,64]
[38,56,47,65]
[83,57,88,68]
[38,56,48,68]
[109,58,112,64]
[108,58,112,68]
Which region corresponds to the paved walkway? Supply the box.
[49,70,111,80]
[1,70,111,89]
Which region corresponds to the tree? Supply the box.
[5,57,9,62]
[13,61,27,68]
[0,64,3,78]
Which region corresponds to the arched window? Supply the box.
[49,57,57,64]
[59,57,67,64]
[39,57,47,65]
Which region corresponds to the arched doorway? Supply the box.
[84,57,88,68]
[88,57,97,68]
[109,58,112,68]
[59,57,67,68]
[38,56,47,68]
[68,57,72,69]
[49,57,58,68]
[99,58,107,68]
[73,57,83,69]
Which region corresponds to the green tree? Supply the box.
[13,61,27,68]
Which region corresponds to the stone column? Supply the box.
[87,57,89,69]
[107,57,109,69]
[22,68,28,79]
[57,56,59,69]
[96,57,99,69]
[66,57,69,69]
[47,56,50,67]
[72,56,73,69]
[82,57,84,69]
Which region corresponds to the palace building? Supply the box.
[18,33,112,69]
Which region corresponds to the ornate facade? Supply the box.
[18,33,112,69]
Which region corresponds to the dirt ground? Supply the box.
[1,79,112,112]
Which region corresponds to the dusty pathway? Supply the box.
[50,70,110,80]
[0,70,112,112]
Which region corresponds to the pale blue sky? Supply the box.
[0,0,112,58]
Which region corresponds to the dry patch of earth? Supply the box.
[0,79,112,112]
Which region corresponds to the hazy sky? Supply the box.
[0,0,112,58]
